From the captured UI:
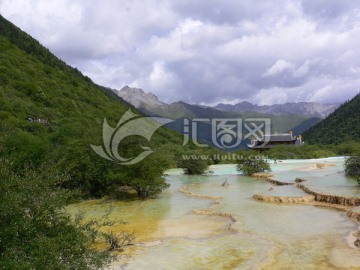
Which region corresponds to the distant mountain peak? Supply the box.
[114,86,340,119]
[116,86,167,109]
[214,101,339,118]
[121,85,144,93]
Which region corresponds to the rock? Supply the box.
[179,188,222,202]
[297,184,360,206]
[347,211,360,221]
[252,194,315,204]
[265,177,293,185]
[354,239,360,248]
[252,172,274,178]
[315,163,336,169]
[192,209,237,222]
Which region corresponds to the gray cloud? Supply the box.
[1,0,359,105]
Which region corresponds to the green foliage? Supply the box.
[237,156,271,176]
[1,131,51,171]
[265,145,337,160]
[304,93,360,144]
[260,142,360,160]
[58,141,118,198]
[335,141,360,156]
[118,153,171,199]
[177,150,210,175]
[0,160,112,269]
[345,155,360,185]
[179,158,209,175]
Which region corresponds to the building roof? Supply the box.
[257,133,295,142]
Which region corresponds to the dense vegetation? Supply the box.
[304,93,360,144]
[248,141,360,160]
[176,150,211,175]
[345,155,360,185]
[0,160,112,269]
[237,155,271,176]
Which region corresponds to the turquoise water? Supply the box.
[269,157,360,198]
[69,157,360,269]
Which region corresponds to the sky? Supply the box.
[1,0,360,106]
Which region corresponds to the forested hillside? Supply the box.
[0,14,195,198]
[304,93,360,144]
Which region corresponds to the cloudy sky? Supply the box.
[1,0,360,105]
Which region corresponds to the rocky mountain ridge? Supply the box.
[116,86,339,118]
[215,101,339,118]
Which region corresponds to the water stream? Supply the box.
[68,157,360,269]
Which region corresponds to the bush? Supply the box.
[0,160,112,269]
[237,157,271,176]
[119,152,171,199]
[177,151,210,175]
[345,155,360,185]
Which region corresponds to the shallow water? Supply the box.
[68,157,360,269]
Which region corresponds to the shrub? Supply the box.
[345,155,360,185]
[237,157,271,176]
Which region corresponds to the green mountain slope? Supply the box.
[0,15,126,133]
[291,117,322,136]
[0,15,186,197]
[304,93,360,144]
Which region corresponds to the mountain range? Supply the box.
[114,86,340,148]
[116,86,339,119]
[215,101,339,118]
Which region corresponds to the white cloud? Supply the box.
[1,0,360,105]
[263,60,295,77]
[147,61,178,91]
